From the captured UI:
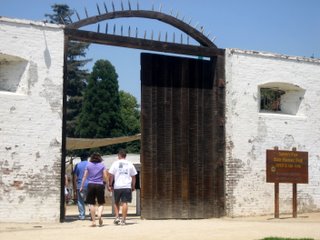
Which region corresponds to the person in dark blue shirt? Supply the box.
[73,153,89,220]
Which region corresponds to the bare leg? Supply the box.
[114,202,120,218]
[90,205,96,226]
[87,204,91,219]
[113,201,121,224]
[97,205,104,226]
[122,202,128,222]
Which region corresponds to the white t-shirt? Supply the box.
[108,159,137,189]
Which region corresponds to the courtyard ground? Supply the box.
[0,205,319,240]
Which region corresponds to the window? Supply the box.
[259,83,305,115]
[260,88,285,111]
[0,53,28,93]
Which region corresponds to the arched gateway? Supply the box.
[63,3,226,219]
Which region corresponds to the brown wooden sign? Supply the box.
[266,149,308,183]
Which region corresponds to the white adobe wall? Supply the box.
[0,17,64,222]
[225,48,320,217]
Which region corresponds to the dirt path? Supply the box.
[1,212,319,240]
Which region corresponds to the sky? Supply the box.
[1,0,320,103]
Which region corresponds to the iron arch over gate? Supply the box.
[62,2,225,220]
[64,5,224,57]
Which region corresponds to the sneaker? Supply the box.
[120,220,126,226]
[113,217,120,225]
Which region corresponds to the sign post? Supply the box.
[274,182,279,218]
[293,183,297,218]
[266,147,308,218]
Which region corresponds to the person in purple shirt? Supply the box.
[80,153,108,227]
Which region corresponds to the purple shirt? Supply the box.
[85,161,105,185]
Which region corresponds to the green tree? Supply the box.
[45,4,91,138]
[76,60,123,154]
[119,91,141,153]
[45,4,71,24]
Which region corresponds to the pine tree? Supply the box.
[76,60,123,154]
[45,4,91,138]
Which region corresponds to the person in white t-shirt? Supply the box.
[108,149,137,225]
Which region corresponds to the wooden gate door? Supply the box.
[141,53,225,219]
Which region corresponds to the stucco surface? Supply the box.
[0,17,64,222]
[225,48,320,217]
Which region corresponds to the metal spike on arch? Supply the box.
[64,1,222,57]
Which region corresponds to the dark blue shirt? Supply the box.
[73,160,88,189]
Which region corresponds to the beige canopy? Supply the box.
[66,134,141,150]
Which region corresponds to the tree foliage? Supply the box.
[118,91,141,153]
[76,60,124,154]
[45,4,72,24]
[119,91,140,135]
[45,5,141,155]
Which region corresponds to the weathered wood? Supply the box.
[274,182,279,218]
[61,35,69,222]
[65,29,224,57]
[141,53,225,219]
[293,183,297,218]
[292,147,298,218]
[66,10,216,48]
[266,149,308,184]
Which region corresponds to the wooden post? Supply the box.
[60,35,69,223]
[274,146,279,218]
[292,147,297,218]
[293,183,297,218]
[136,189,141,216]
[274,182,279,218]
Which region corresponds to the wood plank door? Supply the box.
[140,53,225,219]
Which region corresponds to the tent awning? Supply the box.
[66,134,141,150]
